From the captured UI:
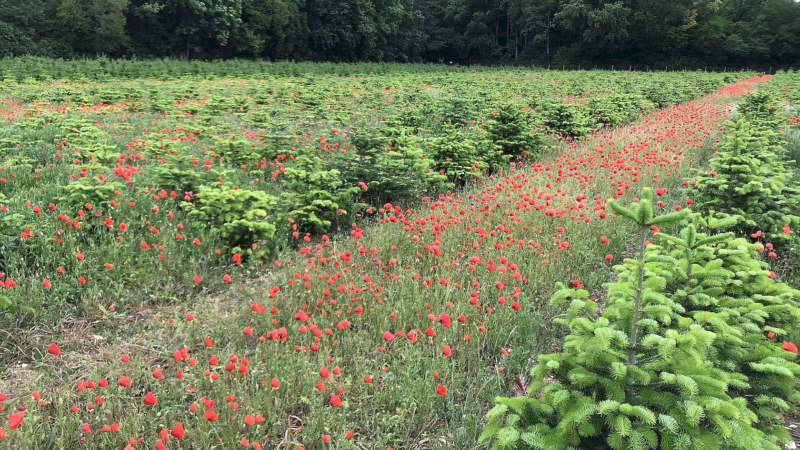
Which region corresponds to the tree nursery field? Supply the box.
[0,63,799,450]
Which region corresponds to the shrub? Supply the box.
[150,151,205,194]
[485,102,548,158]
[181,182,278,260]
[437,95,478,128]
[342,126,448,204]
[738,91,784,132]
[480,189,797,450]
[280,147,363,234]
[58,178,124,213]
[687,116,800,248]
[539,100,592,137]
[653,214,800,444]
[426,128,506,184]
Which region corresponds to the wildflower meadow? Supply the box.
[0,62,799,450]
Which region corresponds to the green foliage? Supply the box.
[739,91,784,132]
[426,128,506,184]
[437,96,478,128]
[687,114,800,248]
[652,214,800,443]
[0,0,799,66]
[540,100,593,137]
[58,179,124,212]
[150,151,205,193]
[482,190,800,450]
[586,93,652,129]
[280,148,362,234]
[181,182,277,259]
[342,127,449,204]
[485,102,548,158]
[56,0,130,55]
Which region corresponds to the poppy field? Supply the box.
[0,64,798,449]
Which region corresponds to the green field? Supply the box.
[0,64,799,450]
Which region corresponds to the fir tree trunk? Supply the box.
[627,227,648,366]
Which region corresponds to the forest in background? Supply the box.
[0,0,799,69]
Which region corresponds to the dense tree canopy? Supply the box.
[0,0,798,67]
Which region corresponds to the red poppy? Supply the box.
[143,392,158,406]
[7,412,23,431]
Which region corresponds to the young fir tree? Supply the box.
[738,91,785,135]
[280,146,363,234]
[480,189,782,450]
[687,116,800,248]
[647,213,800,446]
[344,125,447,204]
[539,99,593,137]
[486,102,548,158]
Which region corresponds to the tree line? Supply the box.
[1,0,798,68]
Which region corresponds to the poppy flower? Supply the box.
[329,394,342,407]
[203,411,218,421]
[47,343,60,355]
[783,341,798,354]
[8,412,23,431]
[143,391,158,406]
[436,384,447,396]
